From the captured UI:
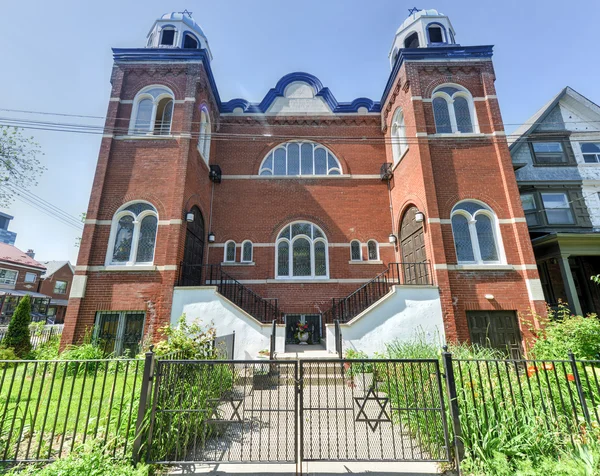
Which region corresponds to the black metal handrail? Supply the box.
[322,261,432,325]
[178,263,283,324]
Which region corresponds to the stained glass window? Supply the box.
[451,200,502,264]
[242,241,253,262]
[367,240,379,260]
[293,238,311,276]
[278,242,289,276]
[451,214,474,262]
[131,86,174,136]
[276,222,328,278]
[350,241,361,261]
[475,215,498,261]
[314,242,326,276]
[109,203,158,265]
[225,241,236,262]
[134,99,153,133]
[454,97,473,133]
[433,98,452,133]
[259,142,342,176]
[432,85,477,134]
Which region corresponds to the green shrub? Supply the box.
[150,314,218,359]
[32,334,61,360]
[59,342,106,375]
[2,296,32,357]
[530,304,600,360]
[6,445,150,475]
[0,346,19,362]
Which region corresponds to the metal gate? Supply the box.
[145,358,451,466]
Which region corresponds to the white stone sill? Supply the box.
[221,262,255,266]
[101,265,157,272]
[348,260,383,265]
[449,264,516,271]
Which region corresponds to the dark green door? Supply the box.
[467,310,522,358]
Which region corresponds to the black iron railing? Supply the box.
[322,261,432,325]
[178,263,283,324]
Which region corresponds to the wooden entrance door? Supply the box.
[181,206,205,286]
[467,310,523,358]
[400,206,428,284]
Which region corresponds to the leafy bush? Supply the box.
[2,296,32,357]
[0,346,19,362]
[529,303,600,360]
[6,445,150,475]
[28,320,46,336]
[31,334,61,360]
[59,342,106,375]
[151,314,218,359]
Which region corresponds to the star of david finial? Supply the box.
[179,9,193,18]
[354,387,392,432]
[408,7,421,16]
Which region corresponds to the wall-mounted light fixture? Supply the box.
[415,211,425,223]
[484,294,494,300]
[186,212,194,222]
[208,232,216,243]
[388,233,397,244]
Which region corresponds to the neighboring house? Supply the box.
[38,261,74,324]
[0,243,50,324]
[510,87,600,316]
[0,212,17,246]
[63,9,545,357]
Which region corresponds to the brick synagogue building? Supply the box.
[62,9,546,358]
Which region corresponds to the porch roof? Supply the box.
[532,232,600,259]
[0,290,51,299]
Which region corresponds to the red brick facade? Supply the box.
[62,14,546,350]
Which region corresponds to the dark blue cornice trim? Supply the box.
[380,45,494,106]
[112,48,222,108]
[221,72,381,114]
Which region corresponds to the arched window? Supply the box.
[242,241,253,263]
[160,27,176,46]
[130,86,174,136]
[350,240,362,261]
[276,222,328,278]
[367,240,379,261]
[259,142,342,176]
[198,106,211,163]
[404,32,420,48]
[451,201,503,265]
[107,202,158,266]
[224,241,236,263]
[391,108,407,164]
[432,85,478,134]
[183,33,199,49]
[427,24,445,44]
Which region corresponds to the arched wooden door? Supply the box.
[181,206,205,286]
[400,206,429,284]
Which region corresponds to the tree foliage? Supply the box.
[2,295,32,357]
[0,126,45,206]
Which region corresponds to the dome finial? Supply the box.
[408,7,421,15]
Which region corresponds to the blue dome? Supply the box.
[160,12,207,39]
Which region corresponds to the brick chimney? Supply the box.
[25,249,35,259]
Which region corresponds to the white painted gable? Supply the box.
[265,81,333,116]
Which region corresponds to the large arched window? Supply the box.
[276,222,328,278]
[198,106,211,163]
[259,142,342,176]
[432,85,478,134]
[129,86,174,136]
[391,108,407,164]
[107,202,158,266]
[183,32,199,49]
[451,201,503,265]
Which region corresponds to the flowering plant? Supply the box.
[295,323,310,341]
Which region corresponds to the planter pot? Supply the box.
[298,332,310,345]
[355,372,374,393]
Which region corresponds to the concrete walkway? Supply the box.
[168,461,442,474]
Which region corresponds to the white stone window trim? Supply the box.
[431,84,480,134]
[105,201,159,267]
[350,240,362,261]
[275,221,329,279]
[450,200,506,266]
[259,141,342,176]
[367,240,380,261]
[128,85,175,136]
[224,240,236,263]
[391,108,408,165]
[197,105,211,164]
[241,240,253,263]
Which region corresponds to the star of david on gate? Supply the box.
[354,387,391,432]
[206,396,243,423]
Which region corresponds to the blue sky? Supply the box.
[1,0,598,264]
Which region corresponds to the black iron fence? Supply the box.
[322,262,432,325]
[178,263,283,324]
[0,358,144,465]
[0,325,63,350]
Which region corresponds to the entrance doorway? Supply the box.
[400,206,429,284]
[285,314,321,344]
[180,206,205,286]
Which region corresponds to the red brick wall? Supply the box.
[0,263,44,292]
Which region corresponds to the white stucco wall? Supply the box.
[325,285,445,356]
[171,286,285,360]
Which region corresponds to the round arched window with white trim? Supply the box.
[129,86,174,136]
[275,222,328,278]
[432,85,478,134]
[198,106,211,163]
[107,202,158,266]
[391,108,407,164]
[450,200,503,264]
[259,142,342,176]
